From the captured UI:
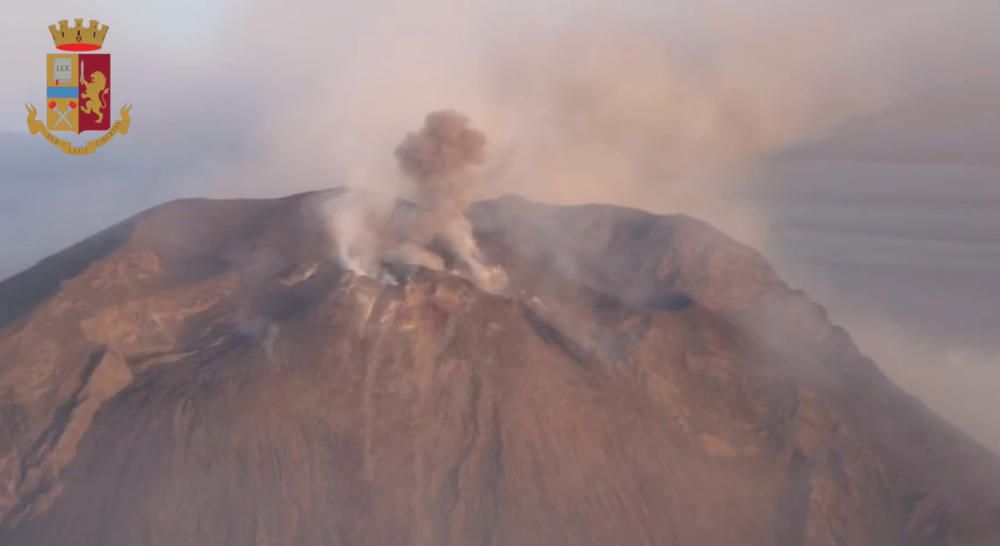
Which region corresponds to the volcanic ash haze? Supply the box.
[329,110,506,291]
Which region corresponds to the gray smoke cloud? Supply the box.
[397,110,486,184]
[326,110,506,291]
[395,109,486,248]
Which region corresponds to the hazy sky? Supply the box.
[1,0,999,449]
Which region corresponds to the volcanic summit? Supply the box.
[0,187,999,545]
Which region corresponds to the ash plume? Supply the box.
[393,110,505,290]
[327,111,506,292]
[395,110,485,247]
[396,110,486,184]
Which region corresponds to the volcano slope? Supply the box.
[0,190,998,546]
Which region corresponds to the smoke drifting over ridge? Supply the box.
[229,1,915,243]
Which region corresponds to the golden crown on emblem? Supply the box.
[49,19,109,51]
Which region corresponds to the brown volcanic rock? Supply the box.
[0,190,998,546]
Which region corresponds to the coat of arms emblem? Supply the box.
[25,19,132,155]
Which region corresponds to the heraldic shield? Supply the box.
[25,19,132,155]
[46,53,111,133]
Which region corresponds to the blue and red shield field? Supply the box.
[46,53,110,133]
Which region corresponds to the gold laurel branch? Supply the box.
[119,104,133,135]
[25,104,46,135]
[24,102,134,155]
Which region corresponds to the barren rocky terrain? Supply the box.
[0,190,998,545]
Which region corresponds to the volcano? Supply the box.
[0,190,998,546]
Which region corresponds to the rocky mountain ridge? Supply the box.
[0,189,998,545]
